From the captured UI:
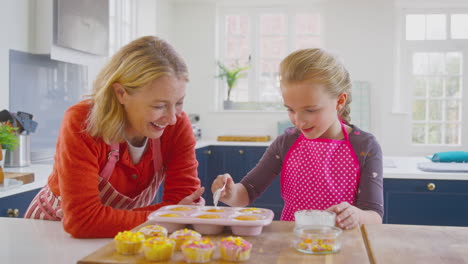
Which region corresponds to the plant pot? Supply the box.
[223,100,234,110]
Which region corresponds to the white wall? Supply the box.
[0,0,34,110]
[169,0,400,151]
[167,0,468,156]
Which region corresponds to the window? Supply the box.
[109,0,137,55]
[218,7,322,111]
[401,10,468,145]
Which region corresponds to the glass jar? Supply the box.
[292,225,342,254]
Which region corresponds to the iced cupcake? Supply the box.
[142,237,176,261]
[114,231,145,255]
[138,224,168,238]
[169,228,202,250]
[220,236,252,262]
[181,238,215,263]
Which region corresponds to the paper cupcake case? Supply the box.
[147,205,274,236]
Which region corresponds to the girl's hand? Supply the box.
[327,202,362,230]
[178,187,205,206]
[211,173,234,202]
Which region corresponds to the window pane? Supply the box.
[446,77,461,97]
[428,53,444,74]
[428,100,442,121]
[426,14,446,40]
[295,13,320,34]
[445,100,460,121]
[413,53,429,75]
[412,100,426,120]
[406,15,425,40]
[446,52,462,75]
[226,37,250,58]
[230,78,249,102]
[451,14,468,39]
[428,77,443,97]
[226,15,249,35]
[428,124,442,144]
[412,124,426,144]
[295,36,321,49]
[445,124,460,144]
[259,59,281,102]
[260,36,286,58]
[260,14,286,34]
[413,77,426,97]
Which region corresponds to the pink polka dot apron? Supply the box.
[280,122,360,221]
[24,139,164,220]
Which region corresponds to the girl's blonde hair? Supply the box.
[279,48,352,123]
[86,36,189,144]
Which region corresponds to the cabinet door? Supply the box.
[0,188,40,217]
[384,179,468,226]
[152,147,212,204]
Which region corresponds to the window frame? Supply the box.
[216,4,324,112]
[398,8,468,149]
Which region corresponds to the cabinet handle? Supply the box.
[427,183,436,191]
[204,150,212,155]
[7,208,19,218]
[238,149,245,155]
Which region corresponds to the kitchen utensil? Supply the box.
[213,180,227,207]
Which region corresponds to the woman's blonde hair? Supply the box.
[279,48,352,123]
[86,36,189,144]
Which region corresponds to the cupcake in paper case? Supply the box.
[138,224,168,238]
[114,231,145,255]
[169,228,202,250]
[220,236,252,262]
[142,237,176,261]
[181,238,215,263]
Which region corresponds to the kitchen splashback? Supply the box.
[9,50,88,160]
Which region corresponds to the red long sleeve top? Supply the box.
[47,100,200,238]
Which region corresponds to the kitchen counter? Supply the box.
[0,218,110,264]
[2,142,468,199]
[2,218,467,264]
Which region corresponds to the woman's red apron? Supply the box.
[24,139,164,220]
[280,122,360,221]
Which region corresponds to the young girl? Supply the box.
[211,49,383,230]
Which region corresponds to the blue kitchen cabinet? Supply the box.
[204,146,283,220]
[383,179,468,226]
[0,188,40,217]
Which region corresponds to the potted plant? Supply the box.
[0,122,19,161]
[216,60,250,109]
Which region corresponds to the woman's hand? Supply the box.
[178,187,205,206]
[327,202,363,230]
[211,173,234,202]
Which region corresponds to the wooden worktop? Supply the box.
[363,224,468,264]
[79,221,370,264]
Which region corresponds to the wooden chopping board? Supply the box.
[363,224,468,264]
[4,172,34,184]
[79,221,370,264]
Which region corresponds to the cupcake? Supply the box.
[114,231,145,255]
[220,236,252,262]
[181,238,215,263]
[196,214,221,219]
[142,237,176,261]
[160,213,182,217]
[239,207,263,214]
[169,228,202,250]
[234,215,259,221]
[170,206,192,211]
[205,208,224,213]
[138,224,168,238]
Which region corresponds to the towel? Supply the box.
[430,151,468,163]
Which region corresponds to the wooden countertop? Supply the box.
[79,221,370,264]
[363,224,468,264]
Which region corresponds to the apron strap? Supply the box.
[340,120,350,141]
[101,143,120,182]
